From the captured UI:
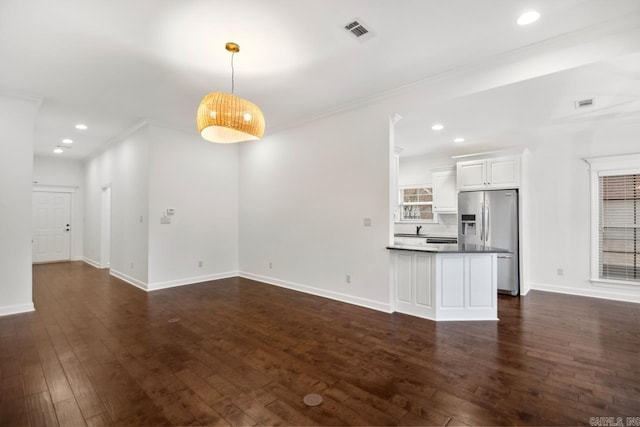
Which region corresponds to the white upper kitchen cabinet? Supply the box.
[457,156,520,191]
[432,169,457,213]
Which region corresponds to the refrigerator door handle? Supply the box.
[485,202,490,246]
[480,202,485,241]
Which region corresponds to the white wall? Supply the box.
[147,125,239,290]
[84,125,150,286]
[238,105,392,311]
[0,94,39,316]
[33,155,84,260]
[527,118,640,302]
[398,154,455,187]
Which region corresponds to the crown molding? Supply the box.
[83,118,204,162]
[83,119,149,163]
[0,89,44,110]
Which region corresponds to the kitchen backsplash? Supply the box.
[395,213,457,237]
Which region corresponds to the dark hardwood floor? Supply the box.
[1,262,639,426]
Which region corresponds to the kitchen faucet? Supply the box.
[416,225,422,235]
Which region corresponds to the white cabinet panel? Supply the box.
[457,161,485,190]
[467,255,493,308]
[415,253,433,307]
[395,252,414,303]
[390,250,497,321]
[432,170,457,213]
[436,253,497,320]
[457,156,520,191]
[440,257,464,307]
[488,158,519,187]
[392,251,435,319]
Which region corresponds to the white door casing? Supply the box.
[100,186,111,268]
[32,191,71,263]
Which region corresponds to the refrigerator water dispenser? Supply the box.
[460,214,476,235]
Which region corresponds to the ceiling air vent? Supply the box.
[575,98,594,109]
[344,18,375,42]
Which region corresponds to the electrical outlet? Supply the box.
[346,274,351,284]
[557,268,564,276]
[269,262,273,269]
[198,260,203,268]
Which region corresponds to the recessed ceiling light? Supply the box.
[62,138,73,144]
[431,124,444,131]
[517,11,540,25]
[53,147,63,154]
[454,137,465,143]
[75,124,88,130]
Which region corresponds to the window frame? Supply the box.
[587,153,640,286]
[398,184,437,224]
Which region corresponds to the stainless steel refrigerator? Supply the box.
[458,189,519,295]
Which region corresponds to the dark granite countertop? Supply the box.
[387,243,510,254]
[394,233,456,238]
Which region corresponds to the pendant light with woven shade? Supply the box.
[197,42,265,143]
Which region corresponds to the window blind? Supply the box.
[599,174,640,282]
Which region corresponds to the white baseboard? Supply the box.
[0,302,35,317]
[239,271,392,313]
[82,262,393,313]
[82,257,110,269]
[529,282,640,304]
[110,269,148,291]
[109,269,239,293]
[82,257,101,269]
[71,255,83,261]
[147,271,238,292]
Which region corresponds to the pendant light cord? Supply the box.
[230,51,235,94]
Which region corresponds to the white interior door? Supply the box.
[32,191,71,263]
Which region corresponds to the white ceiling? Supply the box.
[394,51,640,158]
[0,0,639,159]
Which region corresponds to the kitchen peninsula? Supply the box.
[388,243,509,321]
